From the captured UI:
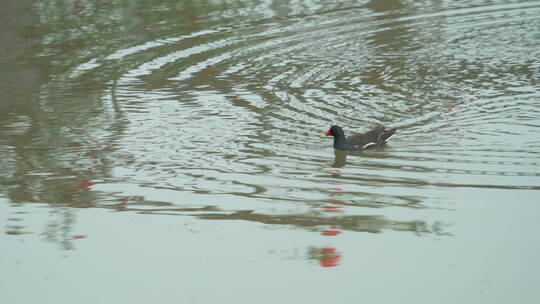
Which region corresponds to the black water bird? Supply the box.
[325,125,397,151]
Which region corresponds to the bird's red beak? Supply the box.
[325,128,331,136]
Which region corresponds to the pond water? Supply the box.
[1,0,540,303]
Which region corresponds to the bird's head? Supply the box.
[325,125,344,137]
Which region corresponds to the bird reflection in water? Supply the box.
[332,149,348,168]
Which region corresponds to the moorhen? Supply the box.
[325,125,397,151]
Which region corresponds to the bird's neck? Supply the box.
[333,135,356,150]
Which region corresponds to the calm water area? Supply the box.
[1,0,540,303]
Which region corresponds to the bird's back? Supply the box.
[346,125,396,148]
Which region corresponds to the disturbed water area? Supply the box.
[1,0,540,303]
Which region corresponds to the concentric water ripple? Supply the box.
[26,1,538,228]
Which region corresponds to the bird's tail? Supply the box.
[378,128,397,144]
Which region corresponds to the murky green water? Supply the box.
[2,0,540,303]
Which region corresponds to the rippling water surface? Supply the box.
[2,0,540,303]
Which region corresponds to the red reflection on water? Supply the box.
[70,235,87,240]
[321,229,342,236]
[319,247,341,267]
[78,180,93,189]
[321,205,344,213]
[321,224,342,236]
